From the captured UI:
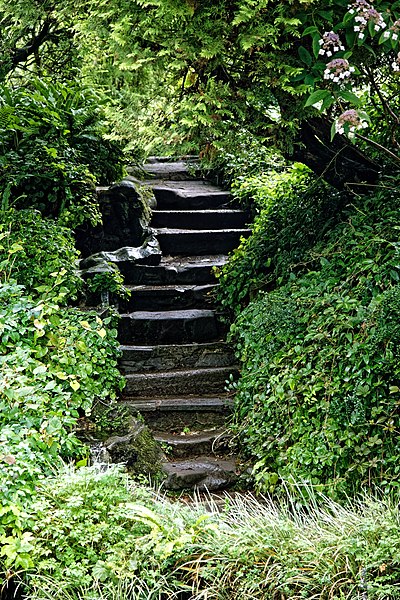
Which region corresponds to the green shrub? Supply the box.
[200,123,285,189]
[228,186,400,497]
[0,78,125,226]
[215,165,345,316]
[0,281,123,535]
[0,209,82,303]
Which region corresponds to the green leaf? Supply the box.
[312,35,322,58]
[339,91,361,105]
[304,89,332,107]
[343,11,354,25]
[321,94,335,110]
[303,26,319,36]
[317,10,333,22]
[298,46,312,66]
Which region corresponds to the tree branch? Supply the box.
[11,19,54,69]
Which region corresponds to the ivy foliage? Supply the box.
[0,209,82,303]
[215,162,345,314]
[222,173,400,497]
[0,210,124,567]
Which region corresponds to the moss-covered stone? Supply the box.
[103,416,164,477]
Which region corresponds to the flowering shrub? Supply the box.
[302,0,400,152]
[336,108,369,136]
[323,58,354,82]
[318,31,345,56]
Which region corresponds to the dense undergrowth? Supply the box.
[210,142,400,499]
[0,78,125,226]
[0,209,123,574]
[7,464,400,600]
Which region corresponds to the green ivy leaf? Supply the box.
[298,46,312,66]
[304,89,332,107]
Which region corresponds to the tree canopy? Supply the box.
[2,0,400,186]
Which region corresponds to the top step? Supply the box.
[141,160,201,181]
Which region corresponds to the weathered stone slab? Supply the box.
[151,209,247,230]
[124,366,237,397]
[80,236,162,271]
[119,283,216,311]
[153,188,232,210]
[155,228,251,256]
[118,309,224,344]
[121,396,233,432]
[120,341,236,372]
[120,255,226,285]
[162,456,237,491]
[154,429,229,458]
[141,161,201,181]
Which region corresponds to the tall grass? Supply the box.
[21,467,400,600]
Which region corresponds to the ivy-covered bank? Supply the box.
[0,209,123,573]
[213,149,400,498]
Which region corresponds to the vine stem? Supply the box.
[355,132,400,166]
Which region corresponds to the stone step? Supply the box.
[146,155,198,164]
[120,341,236,372]
[151,181,232,210]
[162,456,237,491]
[154,429,229,459]
[155,228,251,256]
[121,395,233,431]
[124,366,237,397]
[119,283,216,312]
[151,210,247,230]
[141,161,201,181]
[118,255,226,285]
[118,309,225,344]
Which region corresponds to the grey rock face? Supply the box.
[103,417,163,476]
[75,179,153,257]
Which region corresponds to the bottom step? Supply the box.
[154,428,229,458]
[162,456,237,491]
[121,396,233,432]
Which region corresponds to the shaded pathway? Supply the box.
[118,158,251,490]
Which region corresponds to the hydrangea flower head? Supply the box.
[324,58,355,83]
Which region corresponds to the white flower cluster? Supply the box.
[392,52,400,72]
[383,19,400,42]
[324,58,355,83]
[347,0,386,40]
[336,109,368,137]
[318,31,345,57]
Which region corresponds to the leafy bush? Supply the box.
[200,124,285,189]
[0,209,82,303]
[215,164,345,316]
[9,466,400,599]
[0,281,123,536]
[0,78,125,226]
[227,184,400,497]
[0,209,124,578]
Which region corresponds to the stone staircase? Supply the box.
[117,159,250,491]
